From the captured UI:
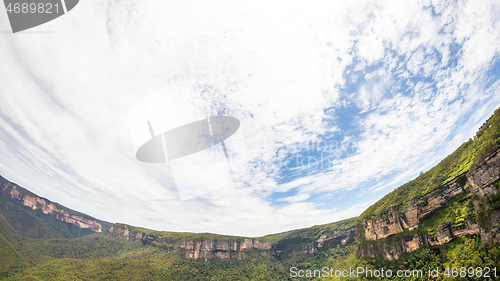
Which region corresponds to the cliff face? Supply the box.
[358,147,500,260]
[467,147,500,245]
[0,173,355,262]
[107,225,273,260]
[0,179,104,233]
[305,227,356,254]
[178,238,272,259]
[360,173,468,242]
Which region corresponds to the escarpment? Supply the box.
[107,224,273,260]
[358,146,500,260]
[0,173,356,262]
[107,223,359,260]
[467,146,500,245]
[2,110,497,265]
[305,227,357,254]
[360,173,468,242]
[0,176,104,233]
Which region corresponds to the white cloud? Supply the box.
[0,0,498,236]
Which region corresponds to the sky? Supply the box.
[0,0,499,237]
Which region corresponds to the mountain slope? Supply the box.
[7,245,289,281]
[0,188,95,240]
[0,213,16,244]
[0,173,359,280]
[0,213,24,278]
[0,173,357,280]
[0,107,499,280]
[0,176,111,239]
[357,107,500,260]
[360,107,500,220]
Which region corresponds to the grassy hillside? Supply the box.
[360,107,500,220]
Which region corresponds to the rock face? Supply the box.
[305,227,356,254]
[358,146,500,260]
[467,147,500,245]
[0,178,103,233]
[360,173,468,242]
[0,174,355,262]
[107,225,273,260]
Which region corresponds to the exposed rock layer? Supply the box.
[467,147,500,245]
[360,173,468,242]
[305,227,357,254]
[0,178,103,233]
[358,146,500,260]
[107,225,273,259]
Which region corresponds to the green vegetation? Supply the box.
[10,229,492,281]
[0,213,17,244]
[307,235,500,281]
[0,176,112,230]
[476,181,500,231]
[120,218,354,245]
[0,214,24,279]
[7,247,289,281]
[0,207,289,280]
[417,192,473,235]
[261,217,357,243]
[0,192,95,240]
[361,107,500,220]
[116,223,250,243]
[0,185,293,280]
[2,108,500,280]
[266,218,357,270]
[19,235,144,262]
[0,198,357,281]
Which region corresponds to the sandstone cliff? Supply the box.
[467,146,500,245]
[360,173,467,241]
[358,146,500,260]
[0,177,104,233]
[0,173,355,262]
[305,227,356,254]
[107,224,273,260]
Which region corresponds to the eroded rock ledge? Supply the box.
[107,225,273,260]
[358,146,500,260]
[359,173,468,242]
[305,227,357,254]
[0,178,103,233]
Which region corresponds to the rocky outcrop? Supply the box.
[0,178,103,233]
[107,225,273,260]
[359,218,480,260]
[358,146,500,260]
[467,147,500,245]
[359,173,467,242]
[359,233,423,261]
[305,227,356,254]
[177,239,273,259]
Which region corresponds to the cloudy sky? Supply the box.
[0,0,499,237]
